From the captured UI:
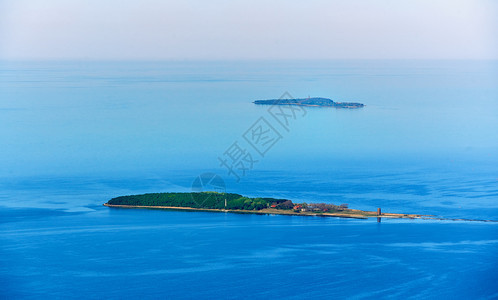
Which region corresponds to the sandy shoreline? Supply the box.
[103,203,423,220]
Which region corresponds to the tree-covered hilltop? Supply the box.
[107,192,350,213]
[253,97,364,108]
[107,192,291,210]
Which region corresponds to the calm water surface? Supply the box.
[0,60,497,298]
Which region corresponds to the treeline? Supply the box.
[107,192,290,210]
[107,192,349,213]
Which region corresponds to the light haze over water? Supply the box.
[0,60,497,298]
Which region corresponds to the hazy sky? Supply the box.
[0,0,497,60]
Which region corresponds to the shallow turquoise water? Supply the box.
[0,60,497,298]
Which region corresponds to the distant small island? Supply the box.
[104,192,421,220]
[253,97,364,108]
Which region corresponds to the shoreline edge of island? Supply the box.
[103,203,425,220]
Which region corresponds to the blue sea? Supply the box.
[1,60,498,298]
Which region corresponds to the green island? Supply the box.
[253,97,364,108]
[104,192,422,220]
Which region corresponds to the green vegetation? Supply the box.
[253,97,364,108]
[107,192,291,211]
[107,192,352,214]
[106,192,430,220]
